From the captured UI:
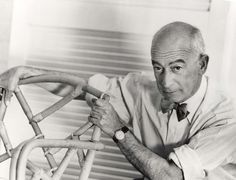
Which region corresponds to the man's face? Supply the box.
[152,39,203,103]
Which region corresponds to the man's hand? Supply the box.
[89,98,124,137]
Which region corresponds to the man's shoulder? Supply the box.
[190,77,236,131]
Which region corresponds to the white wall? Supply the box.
[221,1,236,101]
[0,0,13,73]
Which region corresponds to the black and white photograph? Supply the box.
[0,0,236,179]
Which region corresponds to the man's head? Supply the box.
[151,21,209,103]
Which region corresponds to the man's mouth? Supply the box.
[163,90,177,94]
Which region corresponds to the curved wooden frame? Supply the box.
[0,74,108,180]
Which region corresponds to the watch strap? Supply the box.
[112,126,129,143]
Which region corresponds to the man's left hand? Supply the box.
[89,98,124,137]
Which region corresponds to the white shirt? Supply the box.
[87,72,236,180]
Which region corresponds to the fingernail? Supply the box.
[102,94,110,101]
[92,98,97,103]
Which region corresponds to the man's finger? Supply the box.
[92,106,106,114]
[90,111,103,120]
[101,93,110,101]
[91,98,97,104]
[88,116,101,127]
[94,98,108,107]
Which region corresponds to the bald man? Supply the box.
[1,22,236,180]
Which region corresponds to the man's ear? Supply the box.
[199,54,209,74]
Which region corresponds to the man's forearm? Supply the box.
[117,131,183,180]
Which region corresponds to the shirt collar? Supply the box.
[184,76,207,123]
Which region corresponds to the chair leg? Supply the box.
[79,126,101,180]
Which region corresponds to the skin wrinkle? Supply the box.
[153,51,191,55]
[152,51,193,58]
[152,55,189,66]
[151,50,200,75]
[151,49,193,56]
[152,54,190,61]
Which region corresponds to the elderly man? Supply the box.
[1,22,236,180]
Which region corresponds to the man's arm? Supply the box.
[0,66,87,99]
[118,131,183,180]
[89,98,183,180]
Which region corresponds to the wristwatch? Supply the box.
[112,126,129,143]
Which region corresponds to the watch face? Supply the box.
[115,130,125,140]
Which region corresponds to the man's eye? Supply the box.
[172,66,182,72]
[154,66,163,72]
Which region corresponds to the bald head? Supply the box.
[151,21,205,56]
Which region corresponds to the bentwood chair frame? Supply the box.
[0,73,108,180]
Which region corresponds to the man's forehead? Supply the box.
[151,48,195,60]
[151,47,198,66]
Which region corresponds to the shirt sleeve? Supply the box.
[86,73,142,124]
[169,122,236,180]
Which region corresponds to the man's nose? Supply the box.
[160,71,174,89]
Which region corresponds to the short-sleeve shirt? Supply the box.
[86,72,236,180]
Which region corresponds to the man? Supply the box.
[1,22,236,180]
